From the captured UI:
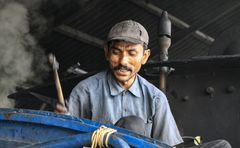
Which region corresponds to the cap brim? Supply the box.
[108,36,144,44]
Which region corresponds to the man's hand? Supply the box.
[54,103,70,115]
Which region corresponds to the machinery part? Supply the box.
[209,25,240,55]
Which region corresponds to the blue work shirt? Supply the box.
[68,70,183,146]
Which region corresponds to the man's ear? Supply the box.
[141,49,151,65]
[104,44,109,61]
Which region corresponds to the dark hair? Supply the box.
[107,40,148,51]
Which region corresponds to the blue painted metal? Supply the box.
[21,133,130,148]
[0,108,170,148]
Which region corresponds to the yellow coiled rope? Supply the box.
[91,125,117,148]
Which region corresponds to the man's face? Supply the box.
[105,41,150,88]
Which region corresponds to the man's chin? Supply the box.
[114,75,129,83]
[112,72,128,81]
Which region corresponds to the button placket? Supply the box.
[122,91,127,116]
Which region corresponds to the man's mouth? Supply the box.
[116,69,129,75]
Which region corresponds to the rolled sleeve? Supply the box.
[68,83,91,119]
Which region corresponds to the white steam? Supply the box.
[0,1,49,108]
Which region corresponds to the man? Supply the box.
[56,20,231,148]
[56,20,183,146]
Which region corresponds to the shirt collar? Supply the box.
[128,76,141,98]
[107,71,141,98]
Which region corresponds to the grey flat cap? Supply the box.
[107,20,149,45]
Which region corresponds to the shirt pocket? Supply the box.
[145,118,153,138]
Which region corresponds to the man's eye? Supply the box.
[129,51,137,56]
[112,49,120,54]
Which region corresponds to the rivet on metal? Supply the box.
[182,96,190,102]
[226,86,235,94]
[205,86,215,97]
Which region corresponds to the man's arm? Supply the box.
[55,82,91,119]
[152,95,183,147]
[68,84,91,118]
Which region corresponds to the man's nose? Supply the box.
[119,54,128,66]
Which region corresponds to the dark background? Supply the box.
[4,0,240,147]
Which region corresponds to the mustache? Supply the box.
[113,65,132,72]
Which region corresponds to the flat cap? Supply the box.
[107,20,149,45]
